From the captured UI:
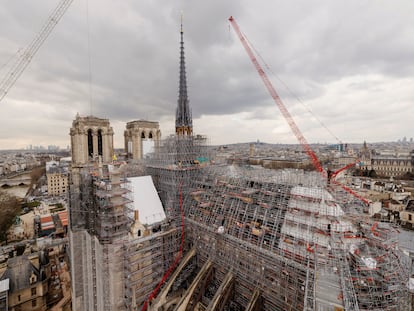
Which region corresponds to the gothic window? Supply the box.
[87,129,93,157]
[149,132,153,139]
[141,132,146,139]
[98,129,103,156]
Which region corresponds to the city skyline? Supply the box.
[0,0,413,150]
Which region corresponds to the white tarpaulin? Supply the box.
[128,176,166,225]
[361,257,377,269]
[409,278,414,292]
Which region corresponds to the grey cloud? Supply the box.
[0,0,413,148]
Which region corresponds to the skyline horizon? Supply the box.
[1,133,413,153]
[1,1,413,150]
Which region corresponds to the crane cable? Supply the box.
[229,16,369,205]
[0,48,23,74]
[241,29,342,144]
[85,0,93,115]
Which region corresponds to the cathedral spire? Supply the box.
[175,15,193,136]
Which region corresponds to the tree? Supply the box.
[0,191,21,243]
[368,169,377,178]
[30,166,45,185]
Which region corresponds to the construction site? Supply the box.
[67,132,411,311]
[65,13,412,311]
[0,0,411,310]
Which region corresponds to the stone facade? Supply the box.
[69,115,114,165]
[47,171,68,196]
[359,144,414,177]
[124,120,161,160]
[370,156,413,177]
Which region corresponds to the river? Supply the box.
[1,185,30,198]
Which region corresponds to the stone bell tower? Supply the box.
[69,114,114,165]
[124,120,161,160]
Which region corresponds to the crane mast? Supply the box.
[228,16,369,205]
[228,16,324,174]
[0,0,74,102]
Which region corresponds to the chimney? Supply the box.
[134,210,139,221]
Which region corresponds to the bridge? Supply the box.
[0,172,32,187]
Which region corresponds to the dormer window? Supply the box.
[30,272,37,285]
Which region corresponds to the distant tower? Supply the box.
[249,143,255,157]
[175,19,193,136]
[124,120,161,160]
[70,114,114,165]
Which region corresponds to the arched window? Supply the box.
[149,132,153,139]
[87,129,93,157]
[98,129,103,156]
[141,132,146,139]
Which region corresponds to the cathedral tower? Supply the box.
[69,114,114,165]
[124,120,161,160]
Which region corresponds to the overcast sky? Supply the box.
[1,0,413,150]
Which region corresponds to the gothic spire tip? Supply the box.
[180,11,183,34]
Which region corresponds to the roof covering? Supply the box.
[0,255,40,292]
[57,210,68,227]
[40,215,55,230]
[128,176,166,225]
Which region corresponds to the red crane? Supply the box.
[330,160,360,180]
[228,16,323,173]
[228,16,369,205]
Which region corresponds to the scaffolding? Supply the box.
[69,134,410,311]
[69,162,133,311]
[124,227,182,310]
[139,133,410,311]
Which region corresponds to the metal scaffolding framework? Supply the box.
[69,163,133,311]
[69,136,410,311]
[138,135,409,310]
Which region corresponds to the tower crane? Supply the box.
[0,0,74,103]
[228,16,369,205]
